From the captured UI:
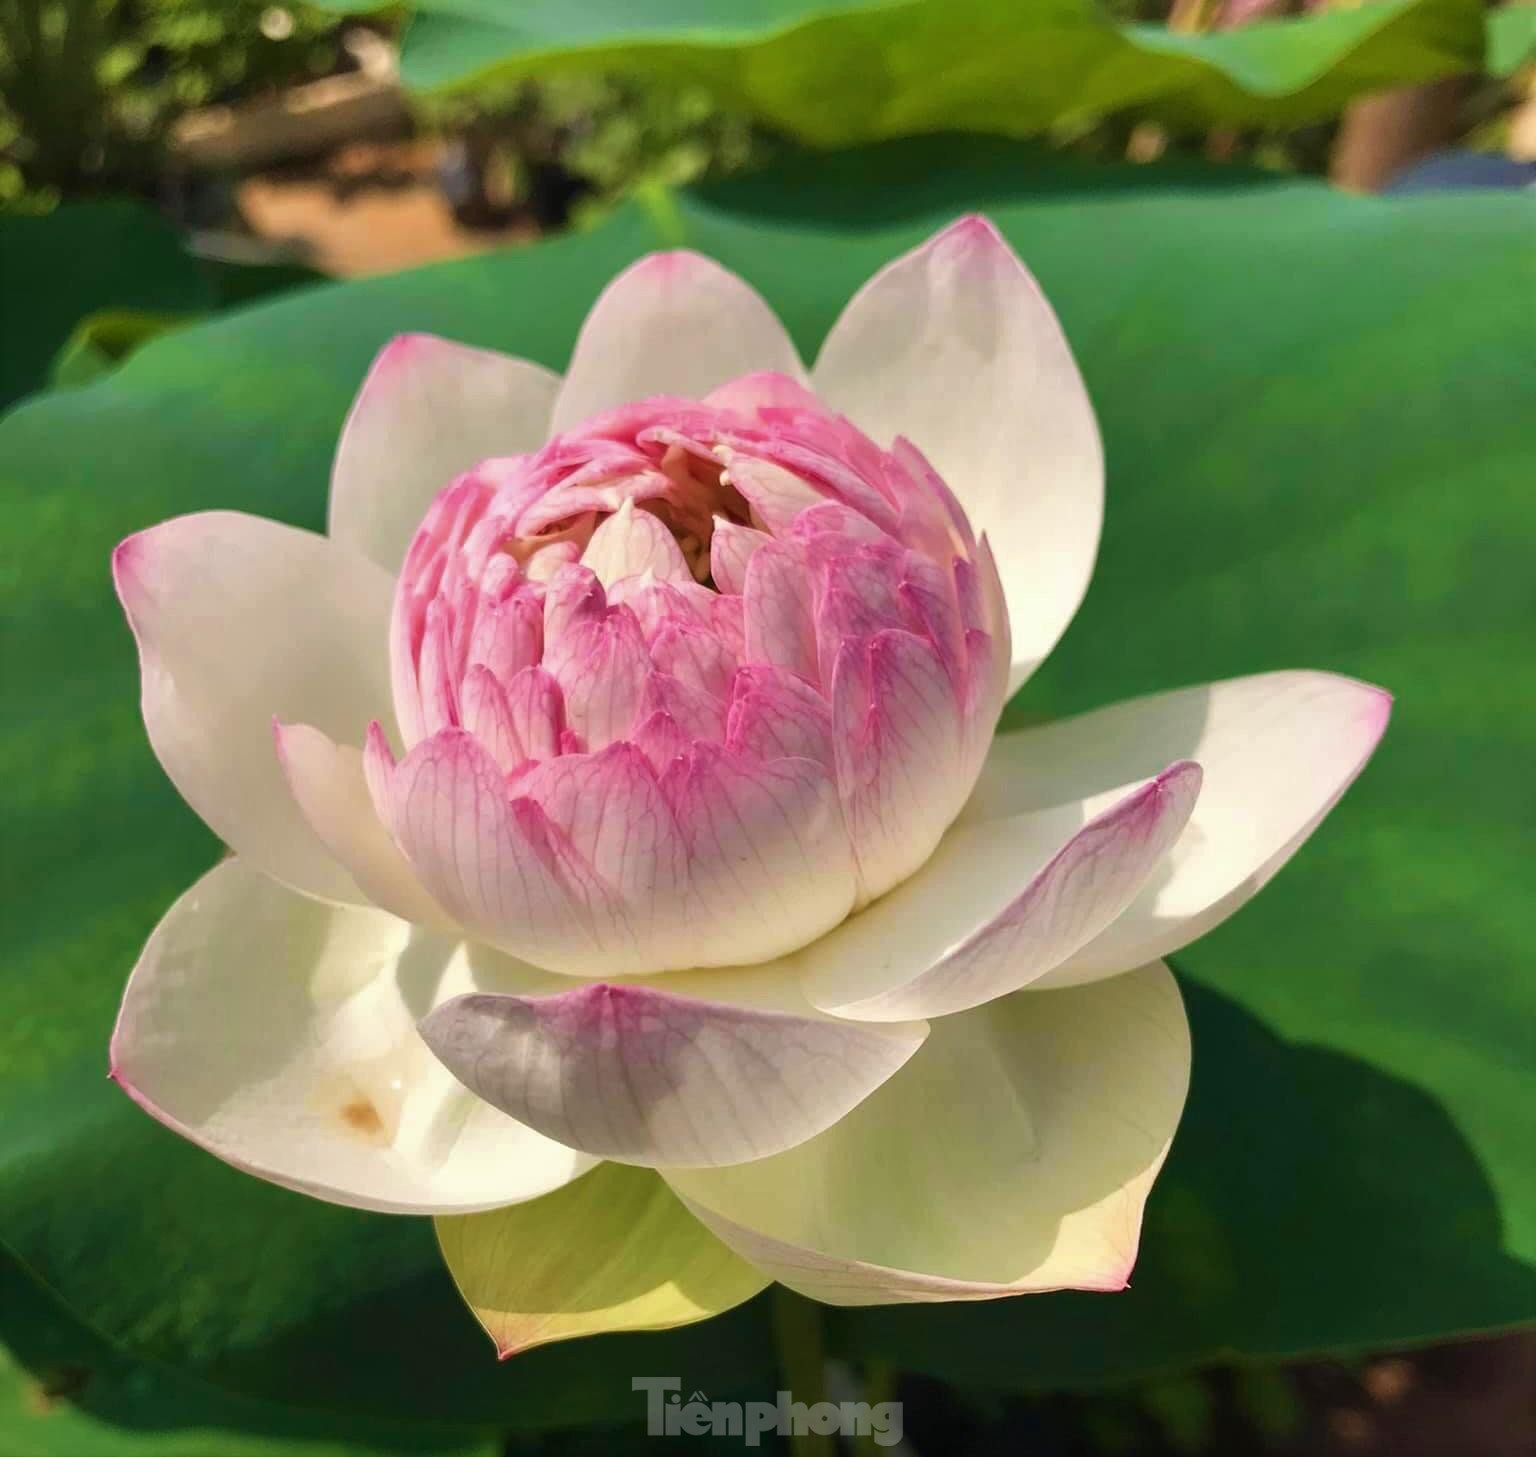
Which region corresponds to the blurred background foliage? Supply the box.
[3,0,1533,222]
[3,1,1535,1455]
[0,0,348,208]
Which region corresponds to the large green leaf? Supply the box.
[0,1253,493,1456]
[2,142,1533,1425]
[388,0,1482,142]
[0,202,213,414]
[0,200,326,415]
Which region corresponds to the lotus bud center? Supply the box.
[382,374,1009,973]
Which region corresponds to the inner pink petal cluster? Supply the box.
[365,371,1011,975]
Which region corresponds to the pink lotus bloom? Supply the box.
[110,217,1389,1347]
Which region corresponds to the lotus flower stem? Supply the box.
[852,1361,899,1456]
[772,1285,835,1457]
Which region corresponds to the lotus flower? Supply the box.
[110,217,1389,1350]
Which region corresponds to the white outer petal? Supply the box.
[961,670,1392,985]
[113,511,396,906]
[436,1164,769,1357]
[110,859,595,1214]
[800,763,1200,1021]
[668,962,1189,1304]
[328,333,559,573]
[812,215,1102,693]
[419,966,928,1168]
[551,251,807,433]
